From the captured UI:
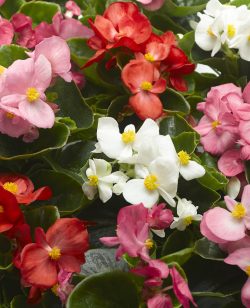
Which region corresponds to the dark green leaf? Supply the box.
[194,237,226,261]
[0,234,12,270]
[172,132,199,153]
[161,88,190,114]
[160,114,197,137]
[0,0,25,19]
[0,45,28,67]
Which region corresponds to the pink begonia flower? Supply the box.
[56,270,74,303]
[100,203,152,261]
[201,185,250,242]
[218,149,244,177]
[65,1,81,18]
[219,236,250,254]
[137,0,165,11]
[147,203,173,234]
[195,86,239,155]
[35,12,93,43]
[11,13,36,48]
[0,17,14,46]
[0,0,5,6]
[1,56,54,128]
[243,81,250,104]
[29,36,72,82]
[225,248,250,307]
[147,294,173,308]
[170,267,197,308]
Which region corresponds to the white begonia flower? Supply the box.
[204,0,234,18]
[123,157,179,208]
[177,150,205,181]
[82,159,128,203]
[227,176,241,199]
[170,198,202,231]
[96,117,159,161]
[195,13,222,56]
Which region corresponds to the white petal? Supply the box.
[158,187,176,207]
[227,176,241,199]
[82,183,96,200]
[133,119,159,151]
[193,214,203,221]
[151,229,165,238]
[170,219,186,231]
[180,160,205,181]
[156,135,178,161]
[124,124,135,133]
[98,182,113,203]
[135,164,150,178]
[101,171,128,184]
[94,159,112,177]
[87,159,96,176]
[123,179,159,208]
[91,142,102,153]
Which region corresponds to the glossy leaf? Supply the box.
[160,114,197,137]
[172,132,199,153]
[0,0,25,19]
[161,88,190,114]
[194,237,226,261]
[0,45,28,67]
[67,271,140,308]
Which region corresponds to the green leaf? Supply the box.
[49,79,94,130]
[161,88,190,114]
[178,31,195,56]
[0,234,12,270]
[11,292,61,308]
[107,96,129,118]
[230,0,250,7]
[147,14,187,35]
[0,0,25,19]
[24,205,60,233]
[68,38,95,67]
[198,165,228,191]
[67,271,140,308]
[0,123,69,161]
[162,248,194,265]
[160,114,197,137]
[31,170,89,215]
[19,1,60,25]
[172,132,199,153]
[0,45,28,67]
[194,237,226,261]
[157,0,206,17]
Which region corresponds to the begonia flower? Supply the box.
[170,198,202,231]
[218,149,244,177]
[82,159,128,203]
[147,294,173,308]
[65,1,81,18]
[20,218,89,288]
[0,17,14,46]
[0,173,52,205]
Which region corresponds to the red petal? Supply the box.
[94,15,117,42]
[169,75,188,92]
[58,255,83,273]
[0,187,22,225]
[18,186,52,205]
[83,49,106,68]
[151,78,166,94]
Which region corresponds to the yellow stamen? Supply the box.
[145,238,154,249]
[227,24,236,39]
[88,175,99,186]
[26,87,40,102]
[51,284,59,296]
[5,112,14,119]
[184,216,193,226]
[144,53,155,62]
[248,35,250,42]
[231,203,246,219]
[211,120,221,129]
[207,26,215,37]
[144,174,158,191]
[141,81,153,91]
[246,265,250,276]
[178,150,190,166]
[0,205,4,213]
[48,246,61,260]
[121,130,135,144]
[0,65,6,75]
[3,182,18,194]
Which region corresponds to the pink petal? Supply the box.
[242,278,250,308]
[218,149,244,177]
[0,19,14,45]
[59,18,94,40]
[241,185,250,209]
[33,55,52,92]
[224,196,238,212]
[65,1,81,16]
[243,82,250,104]
[100,236,120,246]
[147,294,173,308]
[224,247,250,271]
[142,0,165,11]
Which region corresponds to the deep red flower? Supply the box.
[0,173,52,205]
[162,46,195,92]
[122,59,166,120]
[84,2,152,67]
[20,218,89,288]
[0,186,24,233]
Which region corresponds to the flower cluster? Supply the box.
[0,172,89,304]
[195,0,250,61]
[100,203,197,307]
[83,117,205,220]
[84,2,195,120]
[201,184,250,307]
[195,82,250,179]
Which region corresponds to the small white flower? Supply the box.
[96,117,159,161]
[123,157,179,208]
[177,150,205,181]
[170,198,202,231]
[82,159,128,203]
[204,0,234,18]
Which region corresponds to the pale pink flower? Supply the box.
[137,0,165,11]
[218,149,244,177]
[65,1,81,18]
[30,36,72,82]
[219,236,250,254]
[0,17,14,46]
[0,0,6,6]
[1,56,54,128]
[201,185,250,242]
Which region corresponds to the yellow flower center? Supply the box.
[121,130,135,144]
[51,284,59,296]
[26,87,40,102]
[184,216,193,226]
[0,65,6,75]
[207,26,215,37]
[231,203,246,219]
[246,265,250,276]
[5,112,14,119]
[211,120,221,129]
[227,24,236,39]
[144,53,155,62]
[3,182,18,194]
[178,150,190,165]
[144,174,159,191]
[48,246,61,260]
[248,35,250,42]
[88,175,99,186]
[141,81,153,91]
[0,205,4,213]
[145,238,154,249]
